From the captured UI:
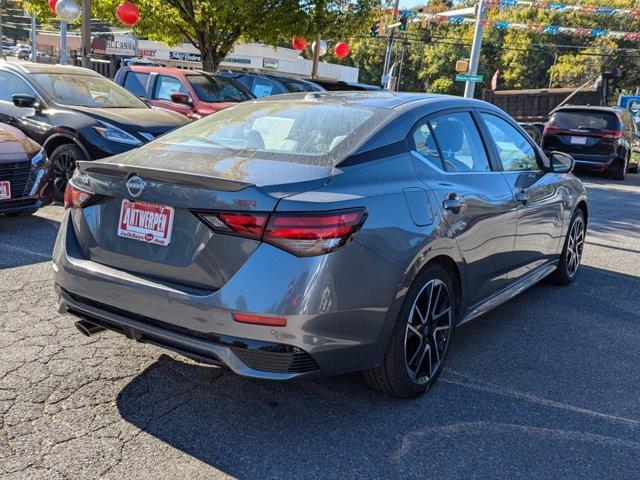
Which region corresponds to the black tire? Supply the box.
[550,209,586,286]
[6,208,38,217]
[364,263,456,398]
[50,144,86,200]
[610,156,627,181]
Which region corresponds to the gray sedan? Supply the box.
[52,92,587,398]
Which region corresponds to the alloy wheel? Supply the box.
[566,216,585,278]
[404,279,453,384]
[51,153,76,198]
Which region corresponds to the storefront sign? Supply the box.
[263,57,278,70]
[106,38,136,56]
[169,51,202,62]
[223,56,251,65]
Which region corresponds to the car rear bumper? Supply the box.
[52,210,403,380]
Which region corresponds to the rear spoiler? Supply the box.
[76,161,253,192]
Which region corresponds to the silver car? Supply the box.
[53,92,587,397]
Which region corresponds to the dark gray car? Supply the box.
[53,92,588,398]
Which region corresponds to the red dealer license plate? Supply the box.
[117,200,174,246]
[0,181,10,200]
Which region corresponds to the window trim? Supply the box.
[408,107,501,174]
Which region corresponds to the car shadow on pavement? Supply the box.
[115,264,640,478]
[0,213,60,268]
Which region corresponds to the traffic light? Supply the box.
[399,14,408,31]
[370,21,380,38]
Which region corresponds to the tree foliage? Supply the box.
[21,0,382,71]
[338,0,640,96]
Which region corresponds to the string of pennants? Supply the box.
[402,11,640,42]
[485,1,640,18]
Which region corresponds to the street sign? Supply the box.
[456,73,484,83]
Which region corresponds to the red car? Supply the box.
[114,66,253,120]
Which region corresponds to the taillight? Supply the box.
[543,124,560,135]
[63,181,97,209]
[264,209,367,256]
[196,208,367,256]
[197,212,268,239]
[600,130,623,139]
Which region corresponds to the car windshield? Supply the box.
[550,110,620,131]
[31,73,148,108]
[155,100,389,166]
[187,74,250,102]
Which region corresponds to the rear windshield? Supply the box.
[549,110,620,131]
[187,74,251,102]
[154,100,389,166]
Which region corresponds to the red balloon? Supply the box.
[48,0,58,13]
[291,36,308,52]
[116,2,140,26]
[333,41,350,59]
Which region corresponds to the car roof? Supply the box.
[0,61,102,77]
[250,90,487,111]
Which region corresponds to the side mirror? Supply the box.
[550,151,575,174]
[12,94,42,111]
[170,92,192,106]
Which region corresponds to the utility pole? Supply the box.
[81,0,90,68]
[382,0,400,87]
[396,34,407,92]
[464,0,487,98]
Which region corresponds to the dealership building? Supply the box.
[36,33,359,82]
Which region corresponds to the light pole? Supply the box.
[60,20,67,64]
[464,0,487,98]
[311,33,321,79]
[81,0,90,67]
[0,0,4,54]
[30,12,36,60]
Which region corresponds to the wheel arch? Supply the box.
[370,244,466,368]
[575,199,588,225]
[43,132,90,160]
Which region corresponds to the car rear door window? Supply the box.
[481,113,541,171]
[411,120,444,170]
[123,71,149,98]
[153,75,188,101]
[429,112,491,172]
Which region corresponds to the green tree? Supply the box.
[22,0,381,71]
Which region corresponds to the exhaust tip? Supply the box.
[74,320,106,337]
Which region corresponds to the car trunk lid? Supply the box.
[71,147,332,290]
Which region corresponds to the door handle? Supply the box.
[515,190,529,205]
[443,194,466,213]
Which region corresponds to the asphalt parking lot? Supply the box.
[1,173,639,480]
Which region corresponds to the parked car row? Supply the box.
[0,59,382,216]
